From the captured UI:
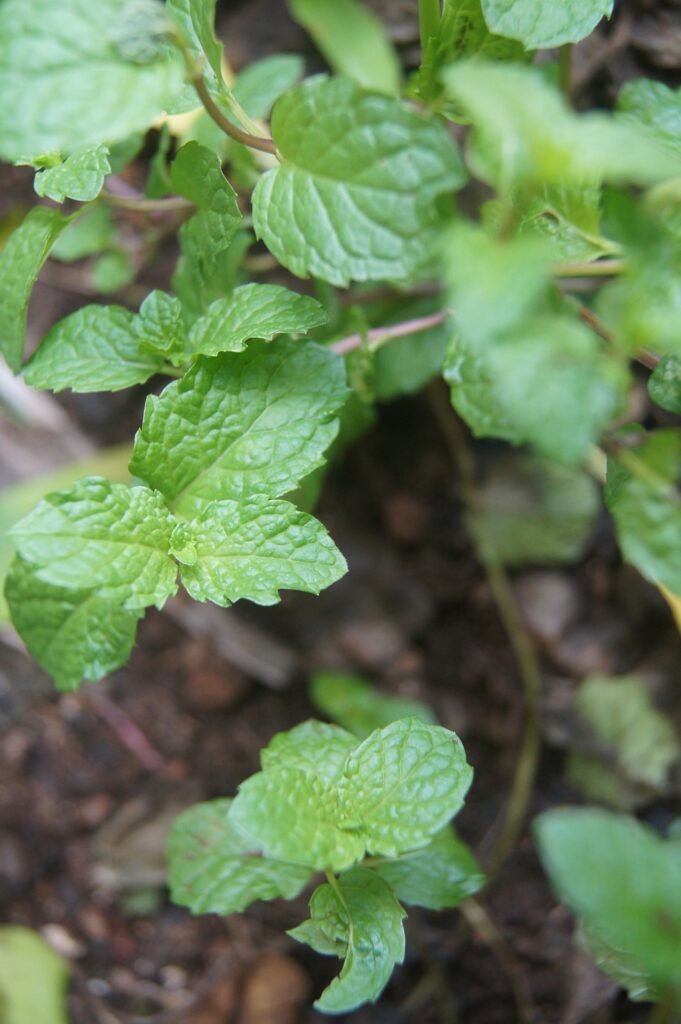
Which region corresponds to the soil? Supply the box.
[1,3,681,1023]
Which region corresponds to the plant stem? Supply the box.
[646,991,680,1024]
[101,191,193,213]
[191,74,278,156]
[559,43,573,102]
[331,310,448,356]
[460,898,534,1023]
[553,258,626,277]
[418,0,441,51]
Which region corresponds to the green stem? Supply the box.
[553,258,626,277]
[101,191,193,213]
[192,73,278,155]
[418,0,440,52]
[559,43,573,102]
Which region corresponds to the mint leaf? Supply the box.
[481,0,613,47]
[0,926,69,1024]
[253,76,465,287]
[0,207,71,371]
[137,290,188,361]
[91,249,135,294]
[0,0,183,161]
[290,868,406,1014]
[32,145,111,203]
[5,556,140,691]
[130,339,348,516]
[310,672,436,740]
[605,430,681,595]
[617,79,681,157]
[51,206,117,263]
[648,354,681,414]
[229,767,365,872]
[535,809,681,995]
[444,331,523,444]
[178,498,347,605]
[581,925,660,1002]
[512,184,614,262]
[288,0,401,96]
[167,798,312,915]
[233,54,304,120]
[261,721,358,784]
[188,283,327,358]
[10,477,177,610]
[23,306,165,393]
[372,827,485,910]
[338,719,473,857]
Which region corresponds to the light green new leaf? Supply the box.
[0,207,71,371]
[605,430,681,595]
[188,283,327,358]
[167,798,312,915]
[130,338,348,516]
[481,0,613,48]
[51,206,117,263]
[261,721,358,784]
[5,556,140,691]
[179,498,347,605]
[253,76,465,287]
[618,79,681,158]
[0,926,70,1024]
[23,306,165,393]
[233,55,304,120]
[229,767,365,872]
[444,331,523,444]
[167,0,223,87]
[535,809,681,994]
[32,145,111,203]
[310,672,436,740]
[137,290,188,361]
[372,827,484,910]
[444,62,681,195]
[11,477,177,610]
[0,0,183,161]
[648,354,681,414]
[288,0,401,96]
[338,719,473,857]
[290,868,406,1014]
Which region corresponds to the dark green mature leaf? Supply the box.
[0,925,70,1024]
[11,477,177,610]
[188,284,327,358]
[130,339,348,516]
[261,721,358,784]
[0,0,183,161]
[5,556,140,691]
[178,498,347,605]
[289,868,406,1013]
[481,0,613,47]
[535,809,681,994]
[605,430,681,594]
[338,719,473,857]
[310,672,436,740]
[230,767,365,872]
[372,827,484,910]
[288,0,401,96]
[253,76,465,287]
[23,306,165,392]
[0,207,71,371]
[648,355,681,414]
[618,79,681,158]
[167,798,312,915]
[32,145,111,203]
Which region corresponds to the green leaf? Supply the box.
[253,76,465,287]
[5,556,140,691]
[167,798,312,915]
[23,305,165,393]
[618,79,681,158]
[535,809,681,995]
[288,0,401,96]
[338,719,473,857]
[91,248,135,293]
[443,330,523,444]
[137,290,188,361]
[0,207,71,371]
[10,477,177,610]
[167,0,230,109]
[581,924,660,1002]
[510,184,615,262]
[188,283,327,358]
[170,142,243,316]
[130,338,348,516]
[372,826,484,910]
[233,54,304,120]
[32,145,111,203]
[229,767,365,872]
[648,354,681,414]
[310,672,436,740]
[470,453,599,566]
[51,206,117,263]
[261,721,358,784]
[443,62,681,195]
[289,868,406,1014]
[0,0,183,161]
[372,297,449,400]
[481,0,613,48]
[565,674,680,809]
[0,925,69,1024]
[179,498,347,606]
[605,430,681,595]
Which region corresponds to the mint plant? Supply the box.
[167,717,481,1013]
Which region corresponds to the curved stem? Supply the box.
[191,73,277,156]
